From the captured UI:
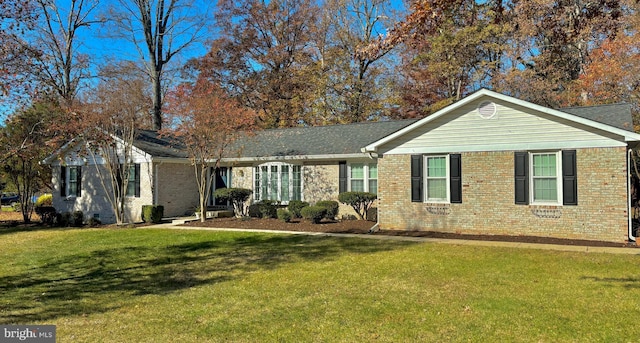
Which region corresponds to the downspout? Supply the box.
[367,151,380,233]
[628,149,636,243]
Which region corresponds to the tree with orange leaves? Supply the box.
[166,79,258,222]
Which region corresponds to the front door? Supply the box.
[212,167,231,206]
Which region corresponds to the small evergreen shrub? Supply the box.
[277,208,292,222]
[142,205,164,224]
[338,191,377,220]
[72,211,84,227]
[316,200,339,219]
[248,204,261,218]
[88,217,102,227]
[287,200,309,218]
[301,206,326,224]
[35,206,57,225]
[257,200,278,218]
[214,188,253,217]
[58,212,72,227]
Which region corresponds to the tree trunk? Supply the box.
[152,73,163,130]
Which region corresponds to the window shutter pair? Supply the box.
[60,166,81,197]
[411,154,462,203]
[513,150,577,205]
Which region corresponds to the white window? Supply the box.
[349,163,377,194]
[61,165,82,197]
[425,156,449,202]
[530,152,562,204]
[254,163,302,203]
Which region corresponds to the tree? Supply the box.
[199,0,319,128]
[0,0,38,102]
[75,67,152,224]
[166,78,257,222]
[31,0,102,105]
[109,0,207,130]
[311,0,401,123]
[494,0,624,107]
[397,0,512,115]
[0,100,63,223]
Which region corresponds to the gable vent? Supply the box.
[477,101,497,119]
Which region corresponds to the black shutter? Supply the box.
[562,150,578,205]
[450,154,462,203]
[338,161,347,193]
[411,155,423,202]
[514,152,529,205]
[134,163,141,198]
[76,166,82,197]
[61,166,67,197]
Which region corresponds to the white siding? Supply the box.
[379,97,626,154]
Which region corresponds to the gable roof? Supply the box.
[363,88,640,153]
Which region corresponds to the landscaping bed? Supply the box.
[180,217,639,248]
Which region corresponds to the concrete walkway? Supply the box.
[149,221,640,255]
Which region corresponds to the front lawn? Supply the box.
[1,227,639,342]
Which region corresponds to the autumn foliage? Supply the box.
[166,78,257,221]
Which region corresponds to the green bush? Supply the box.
[338,192,377,220]
[367,207,378,222]
[277,208,292,222]
[58,212,72,227]
[142,205,164,224]
[257,200,278,218]
[316,200,339,219]
[72,211,84,227]
[35,206,56,225]
[287,200,309,218]
[88,217,102,227]
[214,188,252,216]
[301,205,327,224]
[35,193,53,207]
[248,204,261,218]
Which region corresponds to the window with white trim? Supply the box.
[530,152,562,204]
[349,163,377,194]
[425,156,448,202]
[254,163,302,203]
[61,165,82,197]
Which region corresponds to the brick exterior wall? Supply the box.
[378,147,629,243]
[156,162,200,217]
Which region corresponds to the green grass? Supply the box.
[1,227,640,342]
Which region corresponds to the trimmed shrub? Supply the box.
[72,211,84,227]
[316,200,339,220]
[277,208,292,223]
[58,212,72,227]
[301,206,326,224]
[88,217,102,227]
[248,204,261,218]
[142,205,164,224]
[257,200,278,218]
[287,200,309,218]
[35,206,57,225]
[338,191,377,220]
[35,193,53,207]
[214,188,252,217]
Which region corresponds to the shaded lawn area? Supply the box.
[1,227,639,342]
